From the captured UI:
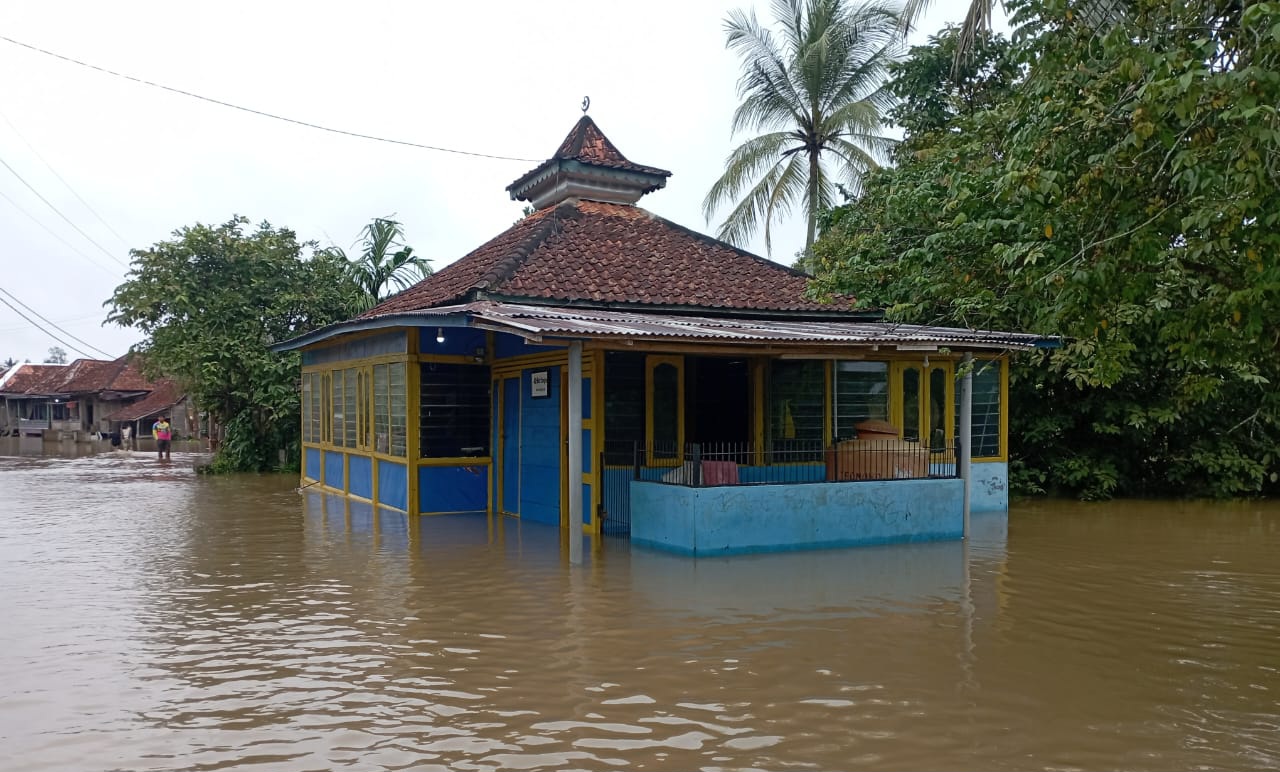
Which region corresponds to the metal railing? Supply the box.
[598,438,959,535]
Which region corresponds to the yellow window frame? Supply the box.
[645,355,684,466]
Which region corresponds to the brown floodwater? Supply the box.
[1,447,1278,771]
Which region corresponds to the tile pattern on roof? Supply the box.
[552,115,672,177]
[363,200,859,317]
[110,380,183,422]
[0,355,159,396]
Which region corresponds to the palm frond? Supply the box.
[703,131,797,224]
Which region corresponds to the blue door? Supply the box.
[500,377,521,515]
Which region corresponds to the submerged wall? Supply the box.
[631,478,964,556]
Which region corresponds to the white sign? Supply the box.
[530,370,550,398]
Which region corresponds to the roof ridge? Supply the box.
[474,203,575,295]
[629,205,817,282]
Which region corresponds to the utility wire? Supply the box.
[0,153,128,267]
[0,108,133,250]
[0,34,543,164]
[0,286,115,359]
[0,293,98,360]
[0,187,121,276]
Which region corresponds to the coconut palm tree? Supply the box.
[323,217,431,312]
[703,0,902,259]
[900,0,1127,66]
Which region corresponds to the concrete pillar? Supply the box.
[567,341,583,564]
[960,352,974,539]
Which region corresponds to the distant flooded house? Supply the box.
[0,355,187,439]
[276,117,1055,555]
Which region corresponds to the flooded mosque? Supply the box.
[275,115,1055,555]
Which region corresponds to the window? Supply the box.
[646,356,684,462]
[956,360,1002,458]
[833,361,888,440]
[420,363,489,457]
[389,362,407,456]
[343,368,357,447]
[604,352,645,464]
[331,369,346,447]
[768,360,825,459]
[301,372,322,443]
[374,364,390,454]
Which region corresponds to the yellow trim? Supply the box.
[418,353,488,366]
[302,352,409,370]
[645,354,685,467]
[300,327,411,352]
[491,350,570,376]
[420,508,490,516]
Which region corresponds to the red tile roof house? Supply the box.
[0,355,185,440]
[275,117,1055,556]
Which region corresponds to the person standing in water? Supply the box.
[120,423,133,451]
[153,415,172,461]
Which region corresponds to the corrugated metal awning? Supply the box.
[275,301,1058,352]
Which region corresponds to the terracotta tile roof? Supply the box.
[551,115,672,177]
[363,200,863,317]
[105,356,154,392]
[110,379,183,422]
[58,358,118,393]
[0,363,70,396]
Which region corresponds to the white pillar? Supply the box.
[567,341,584,564]
[960,351,974,539]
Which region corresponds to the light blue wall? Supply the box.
[378,460,408,511]
[304,448,321,482]
[324,450,344,489]
[420,465,488,514]
[631,478,964,556]
[303,330,406,365]
[971,462,1008,512]
[519,365,561,525]
[349,455,373,500]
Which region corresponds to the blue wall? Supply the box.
[419,326,487,356]
[631,478,964,555]
[324,451,344,489]
[348,455,373,500]
[519,366,561,525]
[304,447,322,482]
[303,330,406,365]
[971,462,1008,512]
[378,460,408,511]
[494,331,561,360]
[419,465,488,514]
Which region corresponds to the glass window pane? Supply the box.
[331,371,344,448]
[901,366,921,442]
[834,361,888,439]
[374,364,390,454]
[956,362,1002,458]
[301,375,311,442]
[604,352,645,464]
[344,368,357,447]
[651,362,679,458]
[768,360,824,461]
[389,362,407,457]
[928,367,948,452]
[420,363,490,458]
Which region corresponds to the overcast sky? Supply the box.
[1,0,990,364]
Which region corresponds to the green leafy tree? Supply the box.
[3,357,19,371]
[703,0,902,258]
[322,217,431,312]
[43,346,67,364]
[812,0,1280,498]
[107,216,362,472]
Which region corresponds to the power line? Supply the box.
[0,108,133,250]
[0,153,129,267]
[0,292,99,360]
[0,286,114,359]
[0,34,543,164]
[0,186,121,276]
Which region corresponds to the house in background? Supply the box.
[0,355,187,439]
[275,116,1055,555]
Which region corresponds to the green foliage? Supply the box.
[813,0,1280,498]
[43,346,67,364]
[321,216,431,312]
[704,0,901,256]
[107,216,362,472]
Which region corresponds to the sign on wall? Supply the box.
[530,370,550,399]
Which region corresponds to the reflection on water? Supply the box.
[1,453,1278,771]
